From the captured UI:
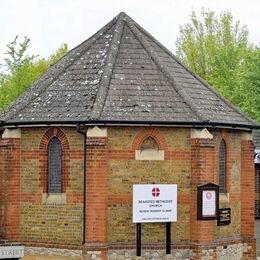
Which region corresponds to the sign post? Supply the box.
[166,222,171,254]
[133,184,177,256]
[136,223,142,256]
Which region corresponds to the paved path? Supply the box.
[256,219,260,257]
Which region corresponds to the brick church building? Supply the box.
[0,12,258,259]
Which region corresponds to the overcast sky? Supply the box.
[1,0,260,65]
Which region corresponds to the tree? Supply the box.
[4,36,36,73]
[176,9,260,122]
[238,48,260,122]
[0,36,67,111]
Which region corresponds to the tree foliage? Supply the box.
[176,9,260,122]
[0,36,67,111]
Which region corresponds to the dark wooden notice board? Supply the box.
[197,183,219,220]
[217,208,231,226]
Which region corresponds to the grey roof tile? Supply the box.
[0,12,257,128]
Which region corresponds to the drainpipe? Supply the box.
[76,124,87,245]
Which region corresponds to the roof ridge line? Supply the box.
[0,16,118,123]
[124,16,205,122]
[131,21,256,125]
[90,13,125,120]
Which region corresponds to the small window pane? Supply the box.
[48,137,62,193]
[141,137,158,151]
[219,139,226,193]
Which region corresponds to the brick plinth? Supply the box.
[0,138,21,240]
[241,140,256,258]
[190,138,215,259]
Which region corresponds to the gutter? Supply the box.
[0,120,259,130]
[76,124,87,245]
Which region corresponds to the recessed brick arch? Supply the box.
[39,128,70,150]
[39,128,70,193]
[132,128,168,151]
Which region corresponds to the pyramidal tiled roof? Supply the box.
[0,12,257,129]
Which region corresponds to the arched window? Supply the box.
[133,129,167,161]
[141,137,159,152]
[135,136,164,160]
[48,137,62,193]
[219,139,226,193]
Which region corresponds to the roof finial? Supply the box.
[117,11,128,20]
[118,11,126,16]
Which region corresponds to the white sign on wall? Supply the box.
[0,245,24,259]
[202,190,216,216]
[133,184,177,223]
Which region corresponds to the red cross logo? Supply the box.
[152,187,160,197]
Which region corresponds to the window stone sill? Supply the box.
[135,150,164,160]
[42,193,66,204]
[219,193,229,203]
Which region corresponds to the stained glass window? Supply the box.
[48,137,62,193]
[219,139,226,193]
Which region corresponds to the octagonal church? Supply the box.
[0,12,258,260]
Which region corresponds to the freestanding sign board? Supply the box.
[133,184,177,223]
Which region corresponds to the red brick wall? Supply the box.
[241,139,256,257]
[0,126,256,259]
[18,127,84,244]
[86,137,108,243]
[190,138,215,246]
[0,138,21,240]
